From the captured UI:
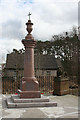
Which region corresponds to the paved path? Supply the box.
[0,94,79,119]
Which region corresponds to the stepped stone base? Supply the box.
[6,95,57,108]
[11,95,49,103]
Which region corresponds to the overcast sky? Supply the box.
[0,0,78,63]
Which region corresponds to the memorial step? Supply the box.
[11,95,49,103]
[6,95,57,108]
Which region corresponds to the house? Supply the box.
[34,55,61,76]
[3,52,62,77]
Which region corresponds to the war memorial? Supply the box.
[6,13,57,108]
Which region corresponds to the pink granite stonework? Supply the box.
[20,13,41,98]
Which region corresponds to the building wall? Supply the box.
[3,70,23,77]
[3,69,57,77]
[35,70,57,76]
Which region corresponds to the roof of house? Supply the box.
[34,55,61,70]
[5,53,62,70]
[5,53,24,69]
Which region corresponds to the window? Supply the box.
[42,70,44,75]
[14,71,16,77]
[46,71,51,76]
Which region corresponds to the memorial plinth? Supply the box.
[20,17,41,98]
[53,77,69,95]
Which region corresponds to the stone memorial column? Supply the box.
[20,13,41,98]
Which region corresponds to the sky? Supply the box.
[0,0,78,63]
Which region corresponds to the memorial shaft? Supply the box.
[20,14,41,98]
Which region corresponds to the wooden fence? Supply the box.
[2,76,54,94]
[2,76,78,96]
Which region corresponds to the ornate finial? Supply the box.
[28,12,31,20]
[25,13,34,40]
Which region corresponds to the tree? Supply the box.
[50,27,79,78]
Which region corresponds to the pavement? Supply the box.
[0,94,79,120]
